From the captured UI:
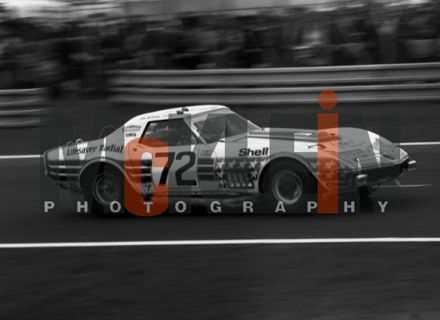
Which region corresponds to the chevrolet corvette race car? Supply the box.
[44,105,416,215]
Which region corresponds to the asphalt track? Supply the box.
[1,99,440,319]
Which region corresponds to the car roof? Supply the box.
[126,105,230,125]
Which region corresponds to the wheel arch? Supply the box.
[78,159,125,190]
[258,156,317,193]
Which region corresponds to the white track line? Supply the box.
[398,142,440,146]
[382,184,432,188]
[2,238,440,249]
[0,154,41,160]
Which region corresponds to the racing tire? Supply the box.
[261,160,316,213]
[82,165,127,217]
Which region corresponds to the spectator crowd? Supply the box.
[1,0,440,93]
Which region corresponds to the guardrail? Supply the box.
[109,62,440,105]
[0,88,47,128]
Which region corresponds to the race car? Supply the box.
[43,105,416,215]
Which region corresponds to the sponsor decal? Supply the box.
[238,147,269,157]
[66,144,123,156]
[67,146,99,156]
[123,125,141,132]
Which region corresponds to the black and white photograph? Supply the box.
[0,0,439,318]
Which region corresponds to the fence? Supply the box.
[0,88,47,128]
[108,62,440,105]
[2,63,439,128]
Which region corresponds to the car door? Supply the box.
[139,118,199,196]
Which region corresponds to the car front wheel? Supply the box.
[82,165,126,216]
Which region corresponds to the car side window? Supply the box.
[142,119,197,146]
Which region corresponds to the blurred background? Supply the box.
[0,0,439,95]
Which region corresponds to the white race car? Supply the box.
[44,105,416,215]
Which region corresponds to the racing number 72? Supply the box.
[154,151,196,186]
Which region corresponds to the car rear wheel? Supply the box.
[262,160,316,213]
[272,170,303,205]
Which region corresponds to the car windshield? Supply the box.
[193,111,260,144]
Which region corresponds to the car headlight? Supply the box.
[399,148,408,161]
